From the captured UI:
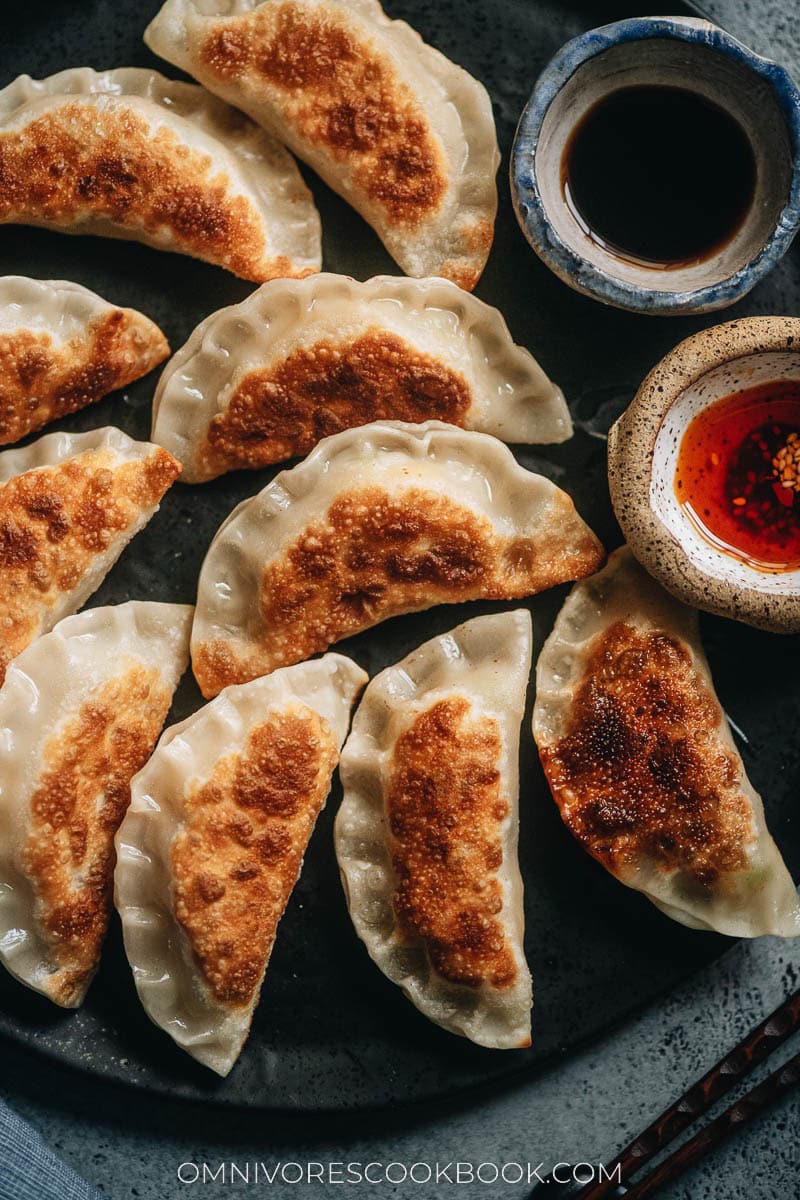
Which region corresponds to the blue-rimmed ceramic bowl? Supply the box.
[511,16,800,315]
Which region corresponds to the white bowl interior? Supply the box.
[651,350,800,594]
[536,38,792,294]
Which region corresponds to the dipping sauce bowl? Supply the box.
[608,316,800,632]
[511,17,800,315]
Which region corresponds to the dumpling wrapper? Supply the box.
[0,67,321,283]
[115,654,367,1076]
[0,425,181,683]
[336,610,533,1048]
[152,273,572,483]
[0,276,169,446]
[191,420,604,697]
[533,546,800,938]
[0,601,192,1007]
[145,0,499,289]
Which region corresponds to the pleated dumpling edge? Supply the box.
[0,67,321,282]
[151,273,572,483]
[114,653,367,1076]
[0,601,192,1007]
[144,0,498,288]
[336,609,534,1049]
[533,546,800,940]
[190,419,605,697]
[0,425,181,684]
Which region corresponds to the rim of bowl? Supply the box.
[608,315,800,632]
[511,17,800,316]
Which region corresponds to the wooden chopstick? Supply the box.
[619,1049,800,1200]
[528,987,800,1200]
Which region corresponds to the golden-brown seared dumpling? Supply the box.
[191,421,604,697]
[152,273,571,482]
[0,276,169,446]
[0,426,181,683]
[0,602,192,1007]
[533,546,800,938]
[336,610,533,1048]
[0,68,321,282]
[115,654,367,1075]
[145,0,499,289]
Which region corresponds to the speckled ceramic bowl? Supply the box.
[608,317,800,632]
[511,17,800,315]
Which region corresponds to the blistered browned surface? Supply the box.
[0,100,292,282]
[198,329,472,477]
[172,705,338,1007]
[193,484,604,697]
[201,1,448,229]
[440,218,496,291]
[387,696,517,989]
[0,310,169,446]
[21,665,173,1006]
[0,445,180,684]
[540,622,754,889]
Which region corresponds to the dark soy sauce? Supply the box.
[562,86,756,267]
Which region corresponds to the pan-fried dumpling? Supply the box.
[0,276,169,446]
[152,273,571,482]
[115,654,367,1075]
[533,546,800,938]
[336,610,533,1048]
[145,0,499,289]
[191,420,604,697]
[0,68,321,283]
[0,601,192,1007]
[0,426,181,683]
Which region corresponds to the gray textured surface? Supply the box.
[698,0,799,78]
[3,935,799,1198]
[2,0,800,1197]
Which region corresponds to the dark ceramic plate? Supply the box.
[0,0,798,1113]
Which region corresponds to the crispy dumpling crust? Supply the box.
[0,601,192,1007]
[191,421,604,698]
[0,69,321,282]
[115,654,366,1075]
[197,331,471,478]
[152,274,571,483]
[0,102,268,278]
[145,0,499,287]
[388,696,517,991]
[23,664,175,1006]
[195,483,589,695]
[336,610,533,1048]
[0,428,180,683]
[539,621,752,889]
[0,278,169,446]
[533,547,800,938]
[172,704,338,1007]
[201,3,449,229]
[194,480,598,694]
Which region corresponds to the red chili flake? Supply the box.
[674,380,800,572]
